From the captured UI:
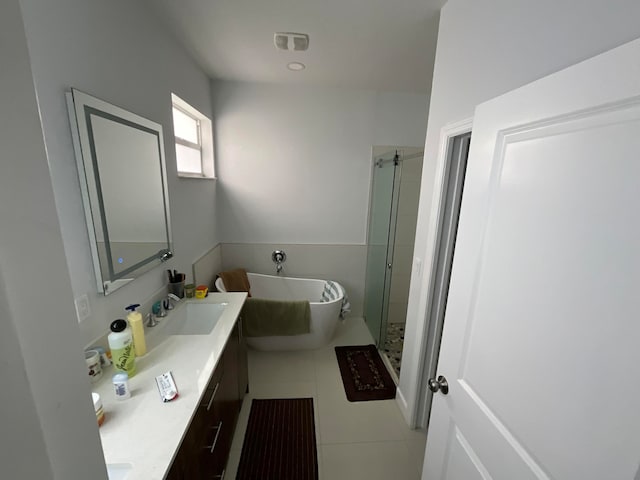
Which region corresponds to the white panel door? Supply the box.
[423,38,640,480]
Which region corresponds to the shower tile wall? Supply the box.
[389,153,423,324]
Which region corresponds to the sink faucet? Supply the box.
[146,312,159,327]
[153,300,167,317]
[164,293,181,311]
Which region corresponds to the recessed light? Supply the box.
[287,62,306,71]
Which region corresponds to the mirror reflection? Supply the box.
[67,89,173,295]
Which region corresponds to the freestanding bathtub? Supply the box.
[214,272,344,351]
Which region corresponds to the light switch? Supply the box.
[414,257,422,276]
[74,294,91,323]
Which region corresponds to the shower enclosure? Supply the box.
[364,147,423,377]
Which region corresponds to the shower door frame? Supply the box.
[363,150,403,348]
[379,154,402,348]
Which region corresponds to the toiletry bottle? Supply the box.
[108,319,136,378]
[126,304,146,357]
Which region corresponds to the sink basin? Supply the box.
[164,302,226,335]
[106,463,132,480]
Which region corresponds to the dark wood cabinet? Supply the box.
[166,319,248,480]
[237,316,249,401]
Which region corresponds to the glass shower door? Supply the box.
[364,153,401,346]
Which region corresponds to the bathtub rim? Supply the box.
[214,272,345,306]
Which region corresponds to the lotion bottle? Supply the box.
[126,304,146,357]
[108,319,136,377]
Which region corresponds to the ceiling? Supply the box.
[145,0,444,93]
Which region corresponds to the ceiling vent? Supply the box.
[274,32,309,51]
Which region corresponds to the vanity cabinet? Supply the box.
[236,316,249,401]
[166,319,248,480]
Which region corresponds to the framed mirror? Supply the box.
[66,89,173,295]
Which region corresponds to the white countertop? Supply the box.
[92,292,247,480]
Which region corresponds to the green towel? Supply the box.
[241,298,311,337]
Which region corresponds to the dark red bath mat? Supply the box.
[236,398,318,480]
[335,344,396,402]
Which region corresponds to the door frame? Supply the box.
[408,117,473,428]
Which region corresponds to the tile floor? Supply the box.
[225,317,427,480]
[383,322,405,377]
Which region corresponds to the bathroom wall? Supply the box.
[211,81,429,314]
[18,0,220,346]
[399,0,640,425]
[1,1,106,477]
[193,244,223,290]
[212,81,428,244]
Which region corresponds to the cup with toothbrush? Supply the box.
[167,269,185,298]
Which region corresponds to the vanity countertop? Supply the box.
[92,292,247,480]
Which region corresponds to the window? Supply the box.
[171,93,215,178]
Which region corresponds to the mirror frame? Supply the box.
[66,89,173,295]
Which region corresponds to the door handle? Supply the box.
[205,421,223,453]
[428,375,449,395]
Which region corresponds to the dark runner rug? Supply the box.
[335,344,396,402]
[236,398,318,480]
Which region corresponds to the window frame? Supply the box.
[171,93,215,179]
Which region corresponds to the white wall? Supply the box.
[18,0,219,346]
[211,82,428,317]
[400,0,640,425]
[1,1,106,477]
[212,81,428,244]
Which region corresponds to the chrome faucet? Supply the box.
[153,300,167,317]
[272,250,287,275]
[164,293,181,311]
[146,312,159,327]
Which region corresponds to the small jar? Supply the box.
[92,392,105,427]
[184,283,196,298]
[112,372,131,400]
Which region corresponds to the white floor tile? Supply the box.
[248,380,317,399]
[225,448,241,479]
[328,317,375,347]
[321,441,420,480]
[317,392,408,444]
[228,396,253,452]
[407,437,428,478]
[225,317,426,478]
[248,348,316,384]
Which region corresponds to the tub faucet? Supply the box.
[272,250,287,275]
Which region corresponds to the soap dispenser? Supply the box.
[108,319,136,377]
[126,304,146,357]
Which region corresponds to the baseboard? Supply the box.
[380,351,400,385]
[395,386,413,427]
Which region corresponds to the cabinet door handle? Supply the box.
[202,382,220,411]
[213,469,226,480]
[205,421,223,453]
